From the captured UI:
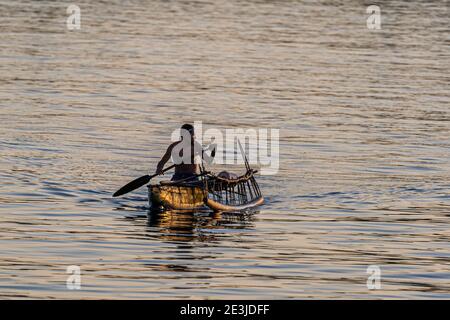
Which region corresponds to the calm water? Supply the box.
[1,0,449,299]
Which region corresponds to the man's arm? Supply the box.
[155,142,177,174]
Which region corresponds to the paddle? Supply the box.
[112,164,175,197]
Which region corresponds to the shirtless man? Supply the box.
[155,124,215,181]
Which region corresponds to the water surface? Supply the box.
[0,0,449,299]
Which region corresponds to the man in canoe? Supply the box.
[155,124,215,181]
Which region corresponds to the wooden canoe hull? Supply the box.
[149,184,206,211]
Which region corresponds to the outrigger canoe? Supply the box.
[148,169,263,212]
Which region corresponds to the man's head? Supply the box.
[180,123,195,140]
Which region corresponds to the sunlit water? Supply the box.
[0,0,449,299]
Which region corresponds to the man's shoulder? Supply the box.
[168,141,181,149]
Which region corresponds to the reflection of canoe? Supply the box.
[148,170,264,212]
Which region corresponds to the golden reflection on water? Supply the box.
[140,210,251,243]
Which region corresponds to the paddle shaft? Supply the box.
[148,164,176,180]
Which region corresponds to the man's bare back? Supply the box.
[155,124,214,181]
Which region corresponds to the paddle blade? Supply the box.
[113,175,151,197]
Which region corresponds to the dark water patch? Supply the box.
[78,198,103,204]
[41,187,77,198]
[294,191,346,199]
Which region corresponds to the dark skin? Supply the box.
[155,135,215,176]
